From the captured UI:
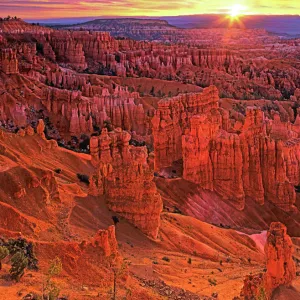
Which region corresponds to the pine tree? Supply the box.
[9,252,28,282]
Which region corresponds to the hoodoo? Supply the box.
[90,128,163,239]
[241,222,296,299]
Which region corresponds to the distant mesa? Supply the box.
[61,18,179,41]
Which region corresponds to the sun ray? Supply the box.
[229,4,247,19]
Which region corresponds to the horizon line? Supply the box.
[19,13,300,21]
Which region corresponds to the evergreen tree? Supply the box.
[10,252,28,282]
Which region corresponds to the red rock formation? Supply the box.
[37,28,299,100]
[87,225,118,257]
[1,20,300,100]
[0,128,60,205]
[18,42,37,64]
[25,125,35,136]
[35,225,120,285]
[50,31,87,70]
[0,19,52,34]
[182,105,299,211]
[0,157,59,205]
[37,119,46,138]
[90,128,163,239]
[264,222,296,292]
[241,222,296,299]
[0,48,19,74]
[241,273,266,299]
[42,82,147,136]
[0,47,297,214]
[151,86,221,170]
[34,33,56,61]
[294,88,300,100]
[0,21,299,214]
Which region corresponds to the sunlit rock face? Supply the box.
[182,106,299,212]
[90,128,163,239]
[265,222,296,291]
[150,83,298,212]
[152,86,221,170]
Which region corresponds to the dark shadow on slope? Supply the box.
[271,286,300,300]
[155,177,300,236]
[70,194,157,248]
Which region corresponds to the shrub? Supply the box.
[129,139,146,147]
[162,256,170,262]
[47,257,62,277]
[0,246,9,270]
[77,173,90,185]
[43,257,62,300]
[112,216,119,226]
[188,258,192,264]
[208,278,217,286]
[173,206,182,214]
[150,86,155,96]
[36,43,44,55]
[257,287,267,300]
[10,252,28,282]
[103,120,113,132]
[79,134,90,151]
[4,238,38,270]
[112,259,129,300]
[54,168,62,174]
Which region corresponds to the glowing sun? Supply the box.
[229,4,246,18]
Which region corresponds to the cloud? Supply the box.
[0,0,299,18]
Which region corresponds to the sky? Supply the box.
[0,0,299,19]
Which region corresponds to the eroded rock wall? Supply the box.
[182,107,299,211]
